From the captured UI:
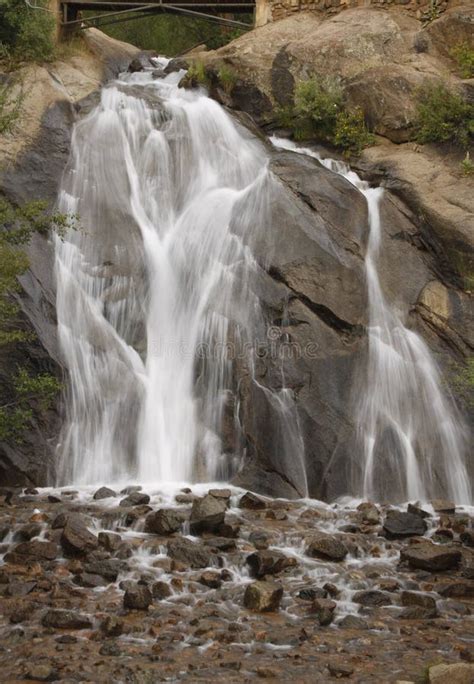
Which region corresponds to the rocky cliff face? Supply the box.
[194,6,473,499]
[0,30,140,486]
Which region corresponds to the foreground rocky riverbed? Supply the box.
[0,485,473,682]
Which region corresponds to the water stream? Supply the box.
[54,62,470,504]
[55,61,306,491]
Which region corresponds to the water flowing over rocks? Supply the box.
[0,485,473,680]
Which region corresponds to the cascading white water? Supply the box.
[271,137,471,504]
[55,62,306,489]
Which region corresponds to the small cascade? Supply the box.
[55,62,306,489]
[271,137,471,504]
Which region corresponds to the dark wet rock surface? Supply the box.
[0,487,473,682]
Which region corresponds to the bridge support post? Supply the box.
[255,0,272,26]
[58,2,80,40]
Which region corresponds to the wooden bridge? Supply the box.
[57,0,257,32]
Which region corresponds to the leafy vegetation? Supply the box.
[0,78,23,134]
[0,199,69,443]
[450,42,474,79]
[88,13,251,56]
[0,0,56,64]
[0,367,61,442]
[333,108,375,156]
[461,152,474,177]
[450,358,474,410]
[415,82,474,148]
[218,64,237,94]
[0,198,73,346]
[276,75,375,156]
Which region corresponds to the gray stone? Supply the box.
[246,550,297,578]
[119,491,150,507]
[400,542,462,572]
[60,515,98,556]
[123,583,152,610]
[383,511,427,538]
[167,537,217,569]
[42,609,92,630]
[93,486,117,500]
[190,495,227,535]
[144,509,186,535]
[306,533,348,562]
[243,580,283,612]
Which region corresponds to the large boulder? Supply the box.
[144,509,186,535]
[167,537,217,569]
[306,533,348,562]
[243,580,283,612]
[190,495,227,535]
[383,510,428,538]
[400,542,462,571]
[60,515,99,557]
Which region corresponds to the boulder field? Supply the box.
[0,485,473,681]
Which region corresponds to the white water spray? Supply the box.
[55,63,306,490]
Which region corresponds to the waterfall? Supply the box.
[54,62,306,489]
[271,137,471,504]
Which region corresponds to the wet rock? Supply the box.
[119,491,150,507]
[407,503,431,519]
[123,583,152,610]
[190,495,227,534]
[328,662,354,678]
[428,663,474,683]
[42,609,92,630]
[60,515,98,556]
[83,558,123,581]
[401,591,437,610]
[436,581,474,598]
[93,486,117,500]
[5,540,57,564]
[400,542,462,571]
[306,533,348,562]
[124,504,152,525]
[13,522,42,542]
[431,500,456,514]
[433,528,454,543]
[7,580,37,597]
[243,580,283,612]
[204,537,237,552]
[311,598,336,626]
[249,529,271,550]
[144,508,186,535]
[298,587,327,601]
[209,488,231,500]
[25,663,56,681]
[218,521,241,538]
[400,605,438,619]
[152,580,172,599]
[167,537,216,569]
[120,485,142,495]
[98,531,122,552]
[163,57,189,75]
[353,590,393,607]
[338,615,369,630]
[462,553,474,579]
[247,550,297,578]
[199,571,222,589]
[175,493,197,504]
[238,492,267,510]
[74,572,107,588]
[55,634,77,643]
[383,511,427,538]
[377,579,400,592]
[128,53,155,73]
[357,502,380,524]
[47,494,62,503]
[99,641,122,656]
[100,615,124,637]
[51,512,70,529]
[324,582,341,598]
[460,530,474,547]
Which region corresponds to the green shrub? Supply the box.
[0,79,23,134]
[276,75,374,155]
[0,0,55,63]
[186,60,209,88]
[461,152,474,176]
[415,82,474,148]
[450,42,474,79]
[0,367,61,442]
[0,198,73,346]
[294,76,343,141]
[218,64,237,94]
[333,107,375,156]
